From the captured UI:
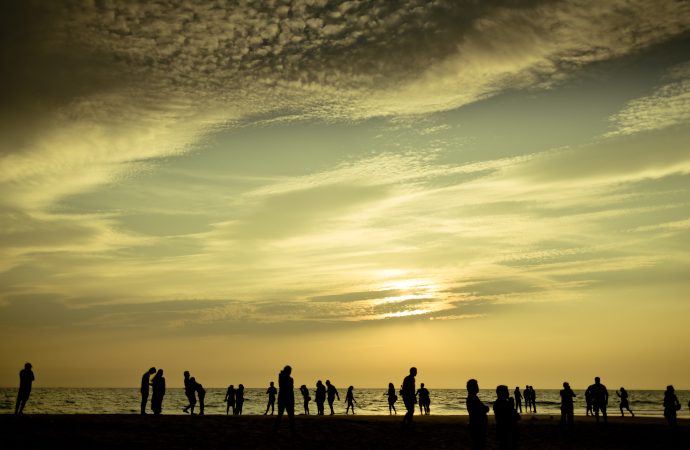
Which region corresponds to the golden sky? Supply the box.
[1,0,690,388]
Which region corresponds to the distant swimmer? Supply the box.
[588,377,608,423]
[151,369,165,415]
[401,367,417,428]
[235,384,245,415]
[15,363,35,415]
[300,384,311,415]
[315,380,326,415]
[616,387,634,417]
[345,386,357,415]
[493,385,519,450]
[182,371,197,414]
[140,367,156,415]
[264,381,277,415]
[416,383,430,415]
[386,382,398,415]
[514,387,523,414]
[224,385,235,415]
[326,380,340,415]
[560,382,576,431]
[466,379,489,450]
[275,365,295,431]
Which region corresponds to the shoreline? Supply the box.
[2,414,688,449]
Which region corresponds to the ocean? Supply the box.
[2,388,688,417]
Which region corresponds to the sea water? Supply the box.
[1,388,688,417]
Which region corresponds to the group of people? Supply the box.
[224,383,246,415]
[513,385,537,414]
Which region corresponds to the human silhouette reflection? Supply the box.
[224,385,235,415]
[235,384,245,415]
[416,383,430,415]
[466,378,489,450]
[401,367,417,428]
[345,386,356,415]
[326,380,339,415]
[616,387,634,417]
[386,382,398,415]
[151,369,165,415]
[493,385,519,450]
[559,382,576,431]
[140,367,156,415]
[275,365,295,431]
[663,385,680,428]
[588,377,608,423]
[514,387,522,413]
[264,381,277,415]
[183,371,197,414]
[315,380,326,415]
[300,384,311,415]
[15,363,35,415]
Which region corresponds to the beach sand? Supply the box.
[2,414,688,449]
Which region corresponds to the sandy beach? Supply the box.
[2,414,688,449]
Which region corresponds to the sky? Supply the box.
[1,0,689,389]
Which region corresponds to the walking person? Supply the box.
[15,363,35,415]
[326,380,340,415]
[275,365,295,432]
[345,386,357,414]
[224,384,235,415]
[560,382,576,431]
[386,382,398,415]
[151,369,165,415]
[140,367,156,415]
[466,378,489,450]
[315,380,326,415]
[401,367,417,428]
[616,387,634,417]
[300,384,311,415]
[264,381,277,415]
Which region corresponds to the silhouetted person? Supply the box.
[584,385,593,416]
[616,387,634,417]
[514,387,523,413]
[345,386,356,414]
[559,382,576,431]
[15,363,34,415]
[588,377,608,423]
[387,382,398,415]
[528,386,537,413]
[151,369,165,415]
[315,380,326,415]
[523,385,531,412]
[466,378,489,450]
[192,378,205,415]
[326,379,339,415]
[401,367,417,428]
[416,383,430,415]
[140,367,156,415]
[264,381,277,415]
[493,385,519,450]
[224,385,235,415]
[235,384,245,415]
[300,384,311,415]
[663,385,680,429]
[182,371,197,414]
[275,365,295,431]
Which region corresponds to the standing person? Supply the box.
[140,367,156,415]
[588,377,608,423]
[182,371,197,414]
[326,380,340,415]
[529,386,537,413]
[235,384,245,415]
[275,365,295,431]
[663,385,681,429]
[151,369,165,415]
[616,387,634,417]
[466,378,489,450]
[315,380,326,415]
[300,384,311,415]
[493,385,519,450]
[523,385,531,413]
[224,385,236,415]
[514,387,523,413]
[416,383,430,415]
[15,363,35,415]
[401,367,417,428]
[584,385,594,416]
[193,378,206,415]
[264,381,277,415]
[345,386,357,415]
[559,382,576,431]
[386,382,398,415]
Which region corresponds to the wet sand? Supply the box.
[2,414,688,449]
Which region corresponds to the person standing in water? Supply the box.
[224,384,235,415]
[315,380,326,415]
[345,386,357,414]
[466,378,489,450]
[235,384,245,415]
[151,369,165,415]
[15,363,35,415]
[401,367,417,428]
[616,387,634,417]
[264,381,277,415]
[326,380,340,415]
[386,382,398,415]
[140,367,156,415]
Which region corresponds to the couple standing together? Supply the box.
[140,367,165,415]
